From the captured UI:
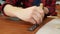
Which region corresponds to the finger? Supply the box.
[32,8,41,17]
[33,7,44,18]
[26,17,36,24]
[34,10,42,18]
[36,7,44,18]
[31,9,43,24]
[32,14,39,23]
[32,15,42,24]
[30,17,36,24]
[29,7,43,24]
[33,9,44,20]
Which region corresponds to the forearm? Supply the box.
[3,3,45,24]
[3,4,34,20]
[4,4,23,17]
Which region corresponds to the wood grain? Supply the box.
[0,16,52,34]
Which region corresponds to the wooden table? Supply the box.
[0,16,52,34]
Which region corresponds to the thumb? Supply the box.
[39,3,44,9]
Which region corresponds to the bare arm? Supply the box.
[3,3,46,24]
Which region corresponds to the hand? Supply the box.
[4,4,44,24]
[15,6,44,24]
[44,7,49,14]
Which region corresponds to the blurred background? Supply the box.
[0,0,60,17]
[0,0,5,4]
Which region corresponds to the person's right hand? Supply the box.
[4,4,44,24]
[15,6,44,24]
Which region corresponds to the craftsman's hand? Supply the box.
[15,6,44,24]
[25,7,44,24]
[4,4,44,24]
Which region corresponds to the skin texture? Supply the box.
[4,3,48,24]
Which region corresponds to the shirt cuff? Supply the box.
[2,3,10,17]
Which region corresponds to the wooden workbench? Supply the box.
[0,16,52,34]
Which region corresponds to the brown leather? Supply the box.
[0,16,52,34]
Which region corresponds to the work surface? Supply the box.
[36,18,60,34]
[0,16,53,34]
